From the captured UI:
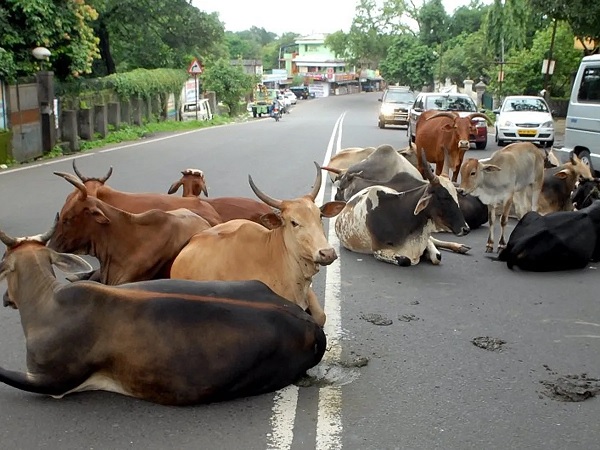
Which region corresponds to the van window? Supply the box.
[577,66,600,103]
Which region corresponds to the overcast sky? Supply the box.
[192,0,490,36]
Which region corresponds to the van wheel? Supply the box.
[378,120,385,129]
[577,149,593,170]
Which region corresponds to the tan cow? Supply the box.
[170,163,346,327]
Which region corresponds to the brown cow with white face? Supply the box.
[168,168,209,197]
[415,110,492,182]
[49,172,212,285]
[170,162,346,327]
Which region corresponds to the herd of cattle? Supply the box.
[0,109,599,406]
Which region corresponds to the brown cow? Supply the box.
[167,169,274,225]
[416,110,492,182]
[49,172,212,285]
[170,162,346,327]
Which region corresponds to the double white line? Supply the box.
[267,112,347,450]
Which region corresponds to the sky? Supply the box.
[192,0,489,36]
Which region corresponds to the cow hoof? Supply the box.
[497,245,506,253]
[457,245,471,254]
[395,256,411,267]
[485,246,494,253]
[435,253,442,261]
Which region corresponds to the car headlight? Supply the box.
[541,121,554,128]
[502,120,514,127]
[380,105,395,114]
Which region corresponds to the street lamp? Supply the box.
[31,46,56,153]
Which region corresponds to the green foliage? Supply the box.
[417,0,449,46]
[380,35,436,90]
[447,1,490,38]
[0,0,100,81]
[488,22,582,97]
[484,0,530,59]
[440,30,494,84]
[105,68,189,99]
[202,59,257,116]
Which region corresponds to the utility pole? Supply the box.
[543,19,558,98]
[498,37,505,101]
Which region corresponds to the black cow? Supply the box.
[0,223,326,406]
[334,162,470,266]
[497,200,600,271]
[572,178,600,210]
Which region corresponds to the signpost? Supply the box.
[187,58,203,121]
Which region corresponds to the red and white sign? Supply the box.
[187,58,203,75]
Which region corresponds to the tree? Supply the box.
[380,34,436,90]
[417,0,449,46]
[201,58,257,116]
[484,0,530,60]
[0,0,100,81]
[447,1,490,38]
[439,30,494,85]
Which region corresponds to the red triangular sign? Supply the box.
[188,59,202,74]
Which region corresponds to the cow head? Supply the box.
[459,158,501,195]
[249,162,346,266]
[72,159,113,196]
[572,178,600,210]
[168,169,209,197]
[417,152,469,236]
[50,172,112,254]
[0,219,92,309]
[427,112,470,154]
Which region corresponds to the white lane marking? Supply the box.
[316,113,345,450]
[267,112,346,450]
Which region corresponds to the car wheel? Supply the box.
[576,149,593,171]
[476,140,487,150]
[495,128,505,146]
[378,120,385,129]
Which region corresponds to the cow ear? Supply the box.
[168,181,182,195]
[260,212,283,229]
[441,124,453,132]
[90,208,110,224]
[482,164,501,172]
[0,260,14,282]
[321,201,346,218]
[413,193,432,215]
[50,251,94,274]
[554,169,569,180]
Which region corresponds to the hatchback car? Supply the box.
[494,95,555,147]
[378,87,416,129]
[408,92,488,149]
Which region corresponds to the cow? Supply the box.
[167,168,274,225]
[170,162,346,327]
[0,223,326,406]
[415,110,493,182]
[572,178,600,210]
[459,142,545,253]
[536,153,594,215]
[168,168,209,197]
[497,200,600,271]
[49,172,212,285]
[335,154,470,266]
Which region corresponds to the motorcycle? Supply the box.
[270,103,282,122]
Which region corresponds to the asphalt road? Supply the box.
[0,92,599,450]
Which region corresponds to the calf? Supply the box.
[0,223,326,406]
[497,200,600,271]
[459,142,545,252]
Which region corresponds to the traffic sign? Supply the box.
[188,58,203,75]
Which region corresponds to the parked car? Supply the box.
[283,91,297,105]
[290,86,310,100]
[181,99,213,121]
[408,92,488,149]
[493,95,555,147]
[378,87,416,129]
[561,54,600,171]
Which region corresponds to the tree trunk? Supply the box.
[98,20,116,75]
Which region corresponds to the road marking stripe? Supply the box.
[266,112,345,450]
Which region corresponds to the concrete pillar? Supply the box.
[475,80,487,109]
[131,98,143,126]
[94,104,108,138]
[107,102,121,130]
[36,71,57,153]
[120,100,131,125]
[77,108,94,140]
[144,98,153,122]
[152,96,161,121]
[61,110,79,153]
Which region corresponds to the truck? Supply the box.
[249,85,278,118]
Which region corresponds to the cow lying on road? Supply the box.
[50,172,211,284]
[497,200,600,271]
[0,223,326,406]
[170,162,346,327]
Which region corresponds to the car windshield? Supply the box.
[385,91,415,103]
[502,98,549,112]
[425,95,477,112]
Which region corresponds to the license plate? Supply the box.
[518,129,537,136]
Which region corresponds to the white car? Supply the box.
[494,95,555,147]
[283,91,297,105]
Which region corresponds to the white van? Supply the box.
[181,99,213,121]
[561,54,600,171]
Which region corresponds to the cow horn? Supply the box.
[308,161,323,201]
[248,175,283,209]
[569,151,576,164]
[99,166,113,183]
[54,172,88,200]
[468,113,494,126]
[37,214,59,244]
[426,112,457,122]
[441,146,451,178]
[0,229,18,248]
[72,159,89,182]
[321,166,343,175]
[420,149,438,184]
